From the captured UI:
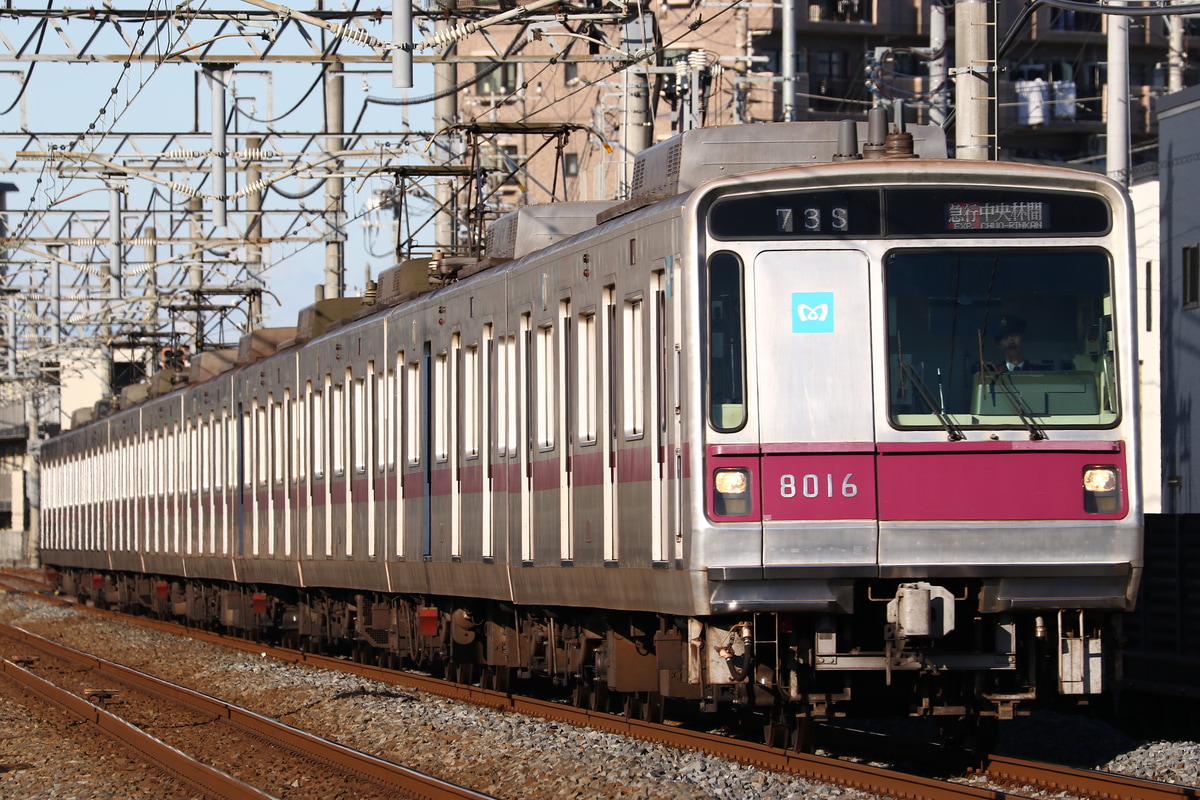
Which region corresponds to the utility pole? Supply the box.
[1167,14,1185,94]
[620,15,655,196]
[433,18,459,254]
[782,0,797,121]
[204,64,234,228]
[324,62,346,300]
[954,0,993,160]
[246,137,265,330]
[1106,1,1130,186]
[929,0,949,127]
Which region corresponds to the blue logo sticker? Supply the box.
[792,292,835,333]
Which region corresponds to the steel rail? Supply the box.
[0,621,498,800]
[0,652,276,800]
[984,754,1200,800]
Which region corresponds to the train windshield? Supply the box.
[885,248,1118,430]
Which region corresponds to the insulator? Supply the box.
[166,181,198,196]
[230,179,271,199]
[330,22,384,48]
[236,148,279,161]
[159,149,208,160]
[127,237,162,246]
[689,49,707,69]
[73,238,103,247]
[422,21,480,50]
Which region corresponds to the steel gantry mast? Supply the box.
[0,0,640,428]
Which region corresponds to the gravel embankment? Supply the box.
[1,592,1198,799]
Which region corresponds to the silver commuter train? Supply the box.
[39,116,1141,732]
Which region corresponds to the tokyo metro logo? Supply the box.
[792,292,835,333]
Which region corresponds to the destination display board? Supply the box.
[709,187,1112,239]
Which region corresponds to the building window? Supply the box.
[1185,243,1200,309]
[484,144,523,186]
[1050,2,1102,32]
[476,62,519,95]
[807,0,869,23]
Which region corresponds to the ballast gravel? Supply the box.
[1,591,1198,800]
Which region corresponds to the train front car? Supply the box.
[690,160,1140,725]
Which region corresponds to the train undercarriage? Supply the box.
[48,567,1117,748]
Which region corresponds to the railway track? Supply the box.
[3,573,1197,800]
[0,619,496,800]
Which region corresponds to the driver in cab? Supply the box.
[992,315,1035,372]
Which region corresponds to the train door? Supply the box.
[749,250,879,571]
[652,267,680,564]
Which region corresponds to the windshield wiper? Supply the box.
[900,361,965,441]
[985,371,1048,441]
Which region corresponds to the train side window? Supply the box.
[332,380,346,477]
[388,358,400,471]
[274,400,285,484]
[578,311,598,445]
[312,390,325,479]
[537,322,555,450]
[707,252,747,432]
[257,403,269,486]
[373,365,385,473]
[238,412,249,489]
[624,297,645,439]
[407,361,421,466]
[201,420,211,492]
[354,374,367,474]
[435,351,450,463]
[464,344,480,459]
[298,386,309,482]
[288,391,299,482]
[496,336,511,457]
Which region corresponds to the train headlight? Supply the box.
[1083,468,1117,493]
[713,468,752,517]
[1083,466,1120,514]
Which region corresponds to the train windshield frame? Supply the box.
[884,247,1120,431]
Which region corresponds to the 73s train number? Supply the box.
[779,473,858,499]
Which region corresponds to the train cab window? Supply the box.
[885,248,1119,431]
[707,252,747,432]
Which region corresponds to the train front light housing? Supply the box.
[713,468,751,517]
[1082,466,1120,514]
